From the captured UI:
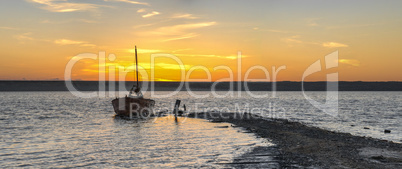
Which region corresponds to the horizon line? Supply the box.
[0,80,401,83]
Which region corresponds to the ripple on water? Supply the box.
[0,92,275,168]
[3,91,399,167]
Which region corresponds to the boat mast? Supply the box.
[135,46,139,88]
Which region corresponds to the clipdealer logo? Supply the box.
[64,50,339,117]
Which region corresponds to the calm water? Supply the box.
[0,91,401,168]
[149,91,401,143]
[0,92,273,168]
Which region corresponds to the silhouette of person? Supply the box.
[129,86,143,98]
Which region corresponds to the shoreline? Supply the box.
[187,112,402,168]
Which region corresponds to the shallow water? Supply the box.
[147,91,401,143]
[1,91,400,167]
[0,92,273,168]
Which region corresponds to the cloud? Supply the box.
[322,42,348,48]
[265,29,291,33]
[54,39,85,45]
[175,53,247,60]
[137,8,146,13]
[280,36,348,48]
[127,48,162,53]
[80,43,96,47]
[0,26,19,30]
[15,32,34,41]
[142,11,160,18]
[281,36,348,48]
[133,23,155,29]
[134,22,216,42]
[153,22,216,35]
[106,0,149,6]
[29,0,99,12]
[54,39,95,47]
[41,19,99,24]
[281,35,302,44]
[162,33,198,42]
[253,27,297,34]
[136,8,160,18]
[171,13,198,19]
[339,59,360,66]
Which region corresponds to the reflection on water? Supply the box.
[150,91,401,143]
[109,116,273,168]
[1,91,400,167]
[0,92,273,168]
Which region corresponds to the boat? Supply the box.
[111,46,155,118]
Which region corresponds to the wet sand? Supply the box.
[187,112,402,168]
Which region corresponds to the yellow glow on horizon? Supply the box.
[339,59,360,67]
[0,1,401,81]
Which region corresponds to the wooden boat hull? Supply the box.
[111,97,155,118]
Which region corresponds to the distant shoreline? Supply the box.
[0,81,401,91]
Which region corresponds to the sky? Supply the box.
[0,0,401,81]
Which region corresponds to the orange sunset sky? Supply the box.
[0,0,401,81]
